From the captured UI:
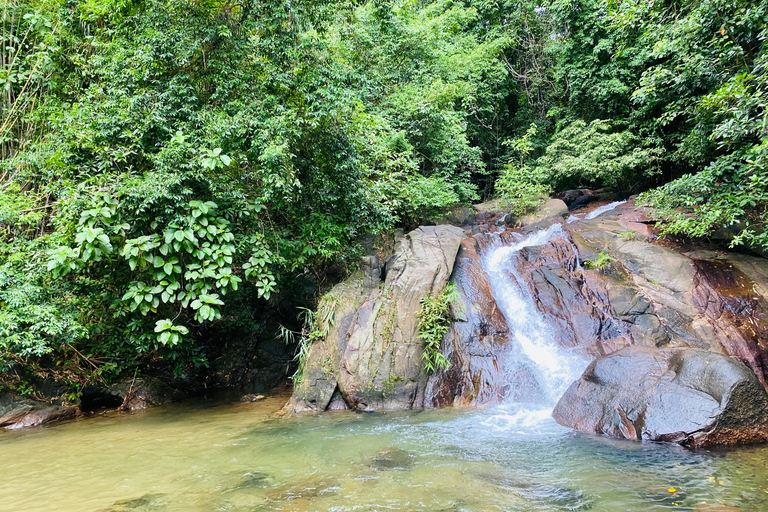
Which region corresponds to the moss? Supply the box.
[382,373,404,397]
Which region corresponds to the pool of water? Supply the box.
[2,393,767,512]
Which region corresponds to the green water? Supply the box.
[1,393,767,512]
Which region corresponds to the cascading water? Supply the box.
[584,200,627,220]
[479,224,589,433]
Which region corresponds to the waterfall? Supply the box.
[480,224,589,432]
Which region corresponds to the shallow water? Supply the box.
[1,394,768,512]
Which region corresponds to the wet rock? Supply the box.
[514,233,665,357]
[556,189,599,209]
[553,346,768,447]
[556,203,768,391]
[424,237,514,407]
[690,258,768,390]
[617,206,658,240]
[286,198,768,427]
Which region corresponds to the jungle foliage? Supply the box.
[1,0,767,386]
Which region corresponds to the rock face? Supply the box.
[285,199,768,446]
[0,394,79,430]
[553,346,768,448]
[284,225,465,412]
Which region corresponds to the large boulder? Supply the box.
[553,346,768,448]
[284,225,465,412]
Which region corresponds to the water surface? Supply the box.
[1,393,768,512]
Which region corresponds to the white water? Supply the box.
[480,224,589,433]
[584,200,627,219]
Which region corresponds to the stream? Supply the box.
[3,206,768,512]
[2,393,768,511]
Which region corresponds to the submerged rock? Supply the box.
[369,447,415,470]
[99,492,169,511]
[233,471,271,490]
[477,472,594,511]
[553,346,768,448]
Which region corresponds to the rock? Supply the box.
[553,346,768,447]
[369,447,415,470]
[283,268,372,412]
[284,225,465,412]
[471,201,507,229]
[232,471,272,490]
[285,198,768,438]
[517,198,569,228]
[563,205,768,390]
[327,390,349,410]
[100,493,169,512]
[477,472,594,511]
[0,394,79,430]
[556,189,599,209]
[556,189,622,210]
[107,377,183,411]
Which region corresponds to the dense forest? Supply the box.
[1,0,766,395]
